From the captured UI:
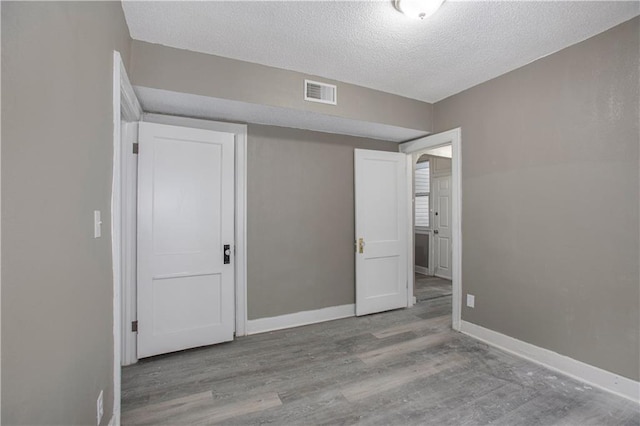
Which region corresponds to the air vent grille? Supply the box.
[304,79,337,105]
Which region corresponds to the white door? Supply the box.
[355,149,408,316]
[433,175,452,279]
[137,122,235,358]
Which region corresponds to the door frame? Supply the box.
[400,128,462,331]
[120,120,138,366]
[112,50,143,426]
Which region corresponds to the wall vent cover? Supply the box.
[304,79,337,105]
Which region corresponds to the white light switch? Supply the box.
[94,210,102,238]
[466,294,475,308]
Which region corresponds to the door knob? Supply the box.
[433,230,439,234]
[223,244,231,264]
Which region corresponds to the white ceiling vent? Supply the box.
[304,79,337,105]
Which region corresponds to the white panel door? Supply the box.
[355,149,408,316]
[137,122,235,358]
[433,175,452,279]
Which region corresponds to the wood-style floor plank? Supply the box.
[341,353,468,402]
[121,296,640,425]
[189,392,282,425]
[371,314,450,338]
[122,391,213,424]
[415,273,452,302]
[122,391,282,425]
[357,331,454,365]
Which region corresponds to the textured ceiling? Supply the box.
[122,1,639,103]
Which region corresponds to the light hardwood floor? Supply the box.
[122,297,639,425]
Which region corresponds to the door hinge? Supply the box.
[131,320,138,333]
[132,143,139,154]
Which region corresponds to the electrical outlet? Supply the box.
[96,390,104,425]
[466,294,475,308]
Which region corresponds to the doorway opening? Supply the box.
[413,146,453,305]
[400,129,461,330]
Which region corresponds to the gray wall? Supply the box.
[434,17,639,380]
[247,125,397,319]
[2,2,132,424]
[129,41,433,133]
[415,234,429,269]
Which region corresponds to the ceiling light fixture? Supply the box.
[395,0,445,20]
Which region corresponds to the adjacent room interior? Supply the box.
[2,1,639,425]
[413,145,454,304]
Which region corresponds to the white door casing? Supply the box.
[113,50,143,423]
[355,149,408,316]
[137,122,235,358]
[433,175,452,279]
[121,121,138,366]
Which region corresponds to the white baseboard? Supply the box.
[247,304,355,335]
[460,320,640,404]
[414,265,429,275]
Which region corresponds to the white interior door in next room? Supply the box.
[355,149,408,316]
[433,174,452,279]
[137,121,235,358]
